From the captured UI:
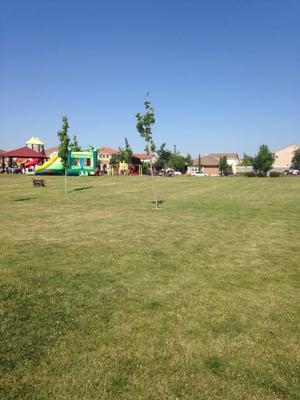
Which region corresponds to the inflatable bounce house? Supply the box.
[36,148,98,176]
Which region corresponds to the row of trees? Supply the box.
[241,145,275,175]
[109,138,193,174]
[241,145,300,175]
[219,146,275,176]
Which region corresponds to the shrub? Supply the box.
[269,171,282,177]
[246,171,256,177]
[257,171,267,177]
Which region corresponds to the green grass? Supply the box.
[0,175,299,399]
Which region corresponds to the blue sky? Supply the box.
[1,0,299,156]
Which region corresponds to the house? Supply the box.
[208,153,239,173]
[188,156,220,176]
[272,144,299,171]
[132,153,157,164]
[45,146,59,157]
[188,152,239,175]
[98,146,118,173]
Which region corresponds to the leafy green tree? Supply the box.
[219,155,228,175]
[109,154,120,167]
[155,143,172,170]
[252,144,275,176]
[198,153,202,172]
[185,153,193,168]
[57,115,70,192]
[118,137,133,163]
[291,149,300,170]
[136,100,158,208]
[242,153,253,167]
[169,153,188,173]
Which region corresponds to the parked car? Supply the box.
[159,168,175,177]
[284,169,299,175]
[191,172,209,177]
[289,169,299,175]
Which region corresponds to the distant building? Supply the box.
[132,153,157,164]
[208,153,239,174]
[273,144,299,171]
[98,146,118,173]
[45,146,59,157]
[188,152,239,175]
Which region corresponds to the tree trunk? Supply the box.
[64,170,67,193]
[149,159,158,209]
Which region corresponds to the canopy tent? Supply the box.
[2,147,47,172]
[3,147,47,158]
[25,136,45,153]
[26,136,44,146]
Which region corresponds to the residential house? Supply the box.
[188,152,239,175]
[208,153,239,174]
[99,146,118,173]
[132,153,157,164]
[45,146,59,157]
[273,144,299,171]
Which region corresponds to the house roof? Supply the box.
[99,146,118,155]
[274,144,300,153]
[2,147,47,158]
[208,152,239,159]
[192,156,219,166]
[133,153,153,160]
[45,146,59,155]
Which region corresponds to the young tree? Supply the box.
[136,100,158,208]
[118,137,133,163]
[242,153,253,167]
[252,144,275,176]
[198,153,202,173]
[169,153,185,172]
[185,153,193,170]
[57,115,70,192]
[219,155,228,175]
[155,142,172,170]
[291,149,300,170]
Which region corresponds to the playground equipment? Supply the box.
[35,149,98,176]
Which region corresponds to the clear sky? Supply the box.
[1,0,299,156]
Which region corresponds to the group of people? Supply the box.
[1,165,26,174]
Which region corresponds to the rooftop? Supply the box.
[99,147,118,155]
[26,136,44,145]
[208,152,239,159]
[2,146,47,158]
[192,156,219,166]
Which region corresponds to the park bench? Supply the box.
[32,178,46,187]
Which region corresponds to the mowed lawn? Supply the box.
[0,175,299,400]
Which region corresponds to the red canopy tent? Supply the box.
[2,146,47,158]
[2,146,48,172]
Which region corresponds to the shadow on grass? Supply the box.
[14,197,36,202]
[150,200,165,208]
[72,186,93,192]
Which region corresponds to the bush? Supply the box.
[269,171,282,177]
[246,171,256,177]
[257,171,267,177]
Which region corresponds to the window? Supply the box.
[72,158,80,166]
[85,158,91,166]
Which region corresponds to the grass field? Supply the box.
[0,175,299,399]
